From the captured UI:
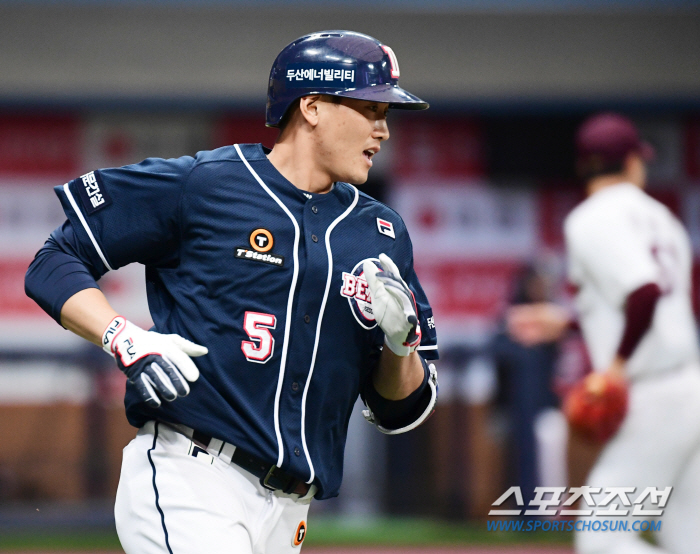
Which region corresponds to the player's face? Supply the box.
[314,97,390,185]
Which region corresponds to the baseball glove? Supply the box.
[563,372,629,443]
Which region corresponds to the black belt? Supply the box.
[191,430,310,496]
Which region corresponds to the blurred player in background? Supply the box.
[493,264,563,504]
[24,31,439,553]
[508,112,700,553]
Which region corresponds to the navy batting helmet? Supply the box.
[266,30,429,128]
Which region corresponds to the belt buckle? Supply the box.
[261,465,299,494]
[261,465,286,491]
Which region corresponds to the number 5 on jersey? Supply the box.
[241,312,276,363]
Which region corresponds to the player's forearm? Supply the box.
[505,302,573,346]
[372,348,425,400]
[60,288,119,347]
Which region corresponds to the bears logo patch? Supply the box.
[340,258,383,329]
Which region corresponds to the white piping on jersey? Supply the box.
[235,144,300,468]
[417,345,438,351]
[62,183,114,272]
[301,185,360,484]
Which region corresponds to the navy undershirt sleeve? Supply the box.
[362,355,432,430]
[25,220,105,325]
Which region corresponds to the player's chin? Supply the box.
[344,166,371,185]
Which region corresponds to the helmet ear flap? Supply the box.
[276,99,301,133]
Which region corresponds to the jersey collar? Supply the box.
[253,143,357,209]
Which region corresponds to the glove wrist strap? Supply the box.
[384,337,416,357]
[384,318,422,357]
[102,315,127,355]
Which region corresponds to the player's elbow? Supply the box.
[25,247,56,317]
[25,238,101,325]
[363,361,438,435]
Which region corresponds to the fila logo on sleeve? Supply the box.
[376,218,395,239]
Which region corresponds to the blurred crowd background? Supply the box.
[1,0,699,531]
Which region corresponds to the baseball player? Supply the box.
[508,113,700,553]
[25,31,438,553]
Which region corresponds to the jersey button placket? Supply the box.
[311,205,318,214]
[294,447,301,456]
[304,314,311,324]
[311,234,318,243]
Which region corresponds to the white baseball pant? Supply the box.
[575,363,700,554]
[115,421,313,553]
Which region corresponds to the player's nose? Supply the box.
[373,118,390,141]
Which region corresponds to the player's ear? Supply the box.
[623,152,647,188]
[299,95,322,128]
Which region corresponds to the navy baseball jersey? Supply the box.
[46,144,438,499]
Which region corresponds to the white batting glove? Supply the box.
[102,316,208,408]
[363,253,422,357]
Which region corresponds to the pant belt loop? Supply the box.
[219,442,236,465]
[207,438,224,457]
[298,484,318,502]
[175,425,312,497]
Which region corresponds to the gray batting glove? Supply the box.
[102,316,208,408]
[363,253,422,357]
